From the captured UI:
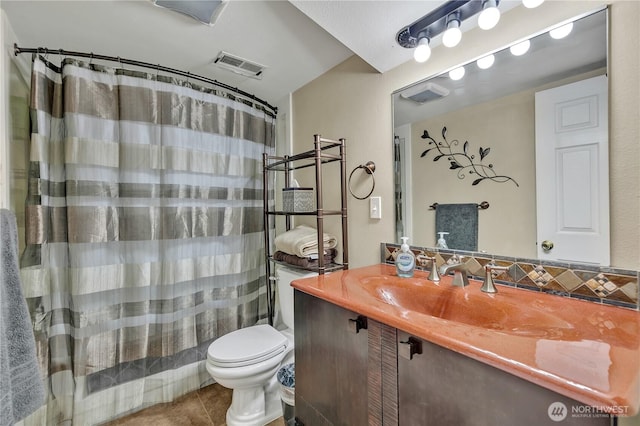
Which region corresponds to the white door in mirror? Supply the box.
[535,75,609,265]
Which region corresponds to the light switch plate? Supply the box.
[370,196,381,219]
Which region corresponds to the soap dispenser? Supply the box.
[436,232,449,249]
[396,237,416,278]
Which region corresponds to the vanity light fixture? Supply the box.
[476,54,495,69]
[522,0,544,8]
[478,0,501,30]
[509,39,531,56]
[442,11,462,48]
[449,66,466,81]
[549,22,574,40]
[414,32,432,63]
[396,0,502,63]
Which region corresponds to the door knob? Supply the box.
[541,240,554,251]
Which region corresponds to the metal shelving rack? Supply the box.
[262,134,349,325]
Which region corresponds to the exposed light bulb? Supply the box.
[510,39,531,56]
[478,0,501,30]
[442,18,462,48]
[449,66,466,81]
[476,54,495,70]
[522,0,544,8]
[414,37,431,63]
[549,22,574,40]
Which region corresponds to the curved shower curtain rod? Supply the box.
[13,43,278,116]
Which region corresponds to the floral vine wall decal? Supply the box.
[420,126,519,187]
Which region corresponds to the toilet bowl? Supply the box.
[206,266,314,426]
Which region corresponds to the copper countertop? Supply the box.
[291,264,640,416]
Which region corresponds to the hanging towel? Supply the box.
[274,225,337,258]
[434,203,478,252]
[0,209,45,426]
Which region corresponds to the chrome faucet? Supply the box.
[439,262,469,287]
[481,264,509,293]
[417,255,440,282]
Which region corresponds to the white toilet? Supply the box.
[206,266,313,426]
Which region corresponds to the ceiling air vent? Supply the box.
[400,81,449,104]
[214,51,266,80]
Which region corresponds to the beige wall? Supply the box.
[0,10,31,251]
[292,0,640,270]
[0,10,12,208]
[608,1,640,271]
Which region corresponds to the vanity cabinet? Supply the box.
[294,291,369,426]
[396,330,612,426]
[294,291,614,426]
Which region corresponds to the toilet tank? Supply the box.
[275,266,317,330]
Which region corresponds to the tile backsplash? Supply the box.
[382,243,639,310]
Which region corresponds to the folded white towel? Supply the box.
[274,225,337,258]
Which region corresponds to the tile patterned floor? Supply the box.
[104,383,285,426]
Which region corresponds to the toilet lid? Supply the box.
[207,324,288,367]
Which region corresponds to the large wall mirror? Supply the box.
[393,8,608,263]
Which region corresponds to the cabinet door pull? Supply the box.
[348,315,368,333]
[399,337,422,360]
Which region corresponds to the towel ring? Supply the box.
[348,161,376,200]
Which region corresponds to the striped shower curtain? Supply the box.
[19,57,275,425]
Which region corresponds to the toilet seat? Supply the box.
[208,324,288,368]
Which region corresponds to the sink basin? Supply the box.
[357,274,577,338]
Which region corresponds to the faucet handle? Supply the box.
[429,258,441,283]
[417,255,440,283]
[481,264,509,293]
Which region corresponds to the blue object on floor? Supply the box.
[277,363,295,424]
[277,363,295,388]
